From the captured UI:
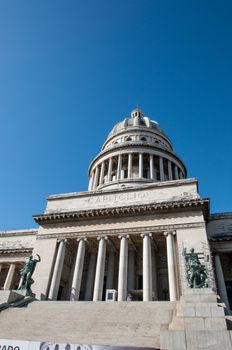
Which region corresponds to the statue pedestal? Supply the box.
[160,289,232,350]
[0,290,36,310]
[0,290,25,307]
[14,289,35,298]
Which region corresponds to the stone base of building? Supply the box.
[160,289,232,350]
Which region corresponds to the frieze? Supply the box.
[36,222,205,240]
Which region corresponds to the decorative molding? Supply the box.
[36,221,205,240]
[210,241,232,253]
[209,212,232,220]
[33,198,209,224]
[47,178,198,200]
[0,248,33,255]
[0,229,38,238]
[209,236,232,242]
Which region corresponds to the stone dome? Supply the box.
[88,109,187,191]
[108,108,168,139]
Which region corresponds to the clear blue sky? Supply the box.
[0,0,231,230]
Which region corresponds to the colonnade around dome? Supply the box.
[89,152,185,190]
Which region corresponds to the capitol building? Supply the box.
[0,109,232,350]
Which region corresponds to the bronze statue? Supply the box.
[18,254,41,292]
[184,248,208,288]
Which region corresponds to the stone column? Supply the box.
[139,153,143,178]
[118,235,129,301]
[18,270,24,290]
[142,233,153,301]
[3,263,16,290]
[93,166,100,189]
[107,157,112,182]
[106,250,115,290]
[70,238,86,301]
[91,169,95,190]
[174,165,179,180]
[99,161,105,185]
[128,153,132,178]
[151,244,158,300]
[168,160,173,180]
[159,157,164,181]
[153,156,157,181]
[93,237,107,301]
[88,174,93,191]
[215,253,230,311]
[48,239,66,300]
[128,248,135,291]
[149,154,154,180]
[117,154,122,180]
[164,231,177,301]
[84,250,97,301]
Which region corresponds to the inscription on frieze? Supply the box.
[86,191,147,205]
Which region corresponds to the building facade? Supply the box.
[0,109,231,349]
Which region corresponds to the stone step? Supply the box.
[0,301,175,348]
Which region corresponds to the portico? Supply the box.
[32,174,210,303]
[44,230,177,302]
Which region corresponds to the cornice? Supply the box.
[209,212,232,220]
[36,222,205,240]
[209,236,232,242]
[47,178,198,201]
[33,198,209,224]
[0,229,38,238]
[0,248,33,255]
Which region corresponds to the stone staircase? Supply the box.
[160,289,232,350]
[0,301,175,348]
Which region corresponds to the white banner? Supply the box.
[0,340,156,350]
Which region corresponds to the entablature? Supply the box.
[33,198,209,225]
[35,221,205,240]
